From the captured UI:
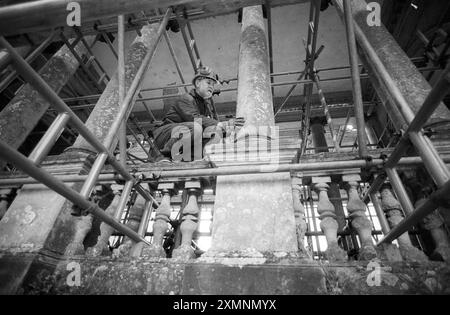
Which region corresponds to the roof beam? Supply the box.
[0,0,308,37]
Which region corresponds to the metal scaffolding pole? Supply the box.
[311,71,340,151]
[118,14,128,167]
[0,35,95,162]
[342,0,367,157]
[60,64,437,105]
[0,34,159,207]
[76,10,171,199]
[98,25,157,121]
[365,66,450,197]
[2,154,450,186]
[0,30,57,93]
[379,179,450,245]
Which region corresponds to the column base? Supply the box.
[324,244,347,262]
[400,245,428,262]
[359,245,378,261]
[141,244,167,258]
[172,244,196,260]
[377,243,403,262]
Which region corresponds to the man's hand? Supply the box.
[217,117,246,134]
[232,117,245,128]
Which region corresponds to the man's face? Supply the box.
[195,77,216,99]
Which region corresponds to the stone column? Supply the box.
[292,178,308,256]
[144,182,175,258]
[332,0,450,128]
[416,191,450,262]
[208,6,297,255]
[172,181,201,260]
[380,183,428,262]
[313,177,347,261]
[72,22,163,153]
[0,36,95,164]
[343,174,377,260]
[86,185,122,257]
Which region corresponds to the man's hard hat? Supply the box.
[192,66,219,85]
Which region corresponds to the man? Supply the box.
[151,66,244,161]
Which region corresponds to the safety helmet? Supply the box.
[192,66,219,85]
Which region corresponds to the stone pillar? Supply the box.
[208,6,297,255]
[172,181,201,260]
[144,182,175,258]
[416,192,450,262]
[86,185,122,257]
[313,177,347,261]
[292,178,309,256]
[0,36,95,160]
[343,174,377,260]
[380,183,428,262]
[332,0,450,128]
[72,22,163,153]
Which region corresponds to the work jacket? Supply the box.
[162,89,219,128]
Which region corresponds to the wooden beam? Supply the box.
[0,0,308,37]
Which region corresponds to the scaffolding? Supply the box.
[0,0,449,259]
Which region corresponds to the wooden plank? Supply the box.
[0,0,308,37]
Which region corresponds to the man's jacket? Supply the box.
[162,89,219,128]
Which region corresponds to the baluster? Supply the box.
[143,182,175,258]
[313,177,347,261]
[0,188,12,220]
[416,188,450,262]
[86,185,122,257]
[172,181,201,259]
[113,193,145,257]
[65,186,105,256]
[380,183,427,262]
[65,186,103,256]
[292,178,309,257]
[343,174,377,260]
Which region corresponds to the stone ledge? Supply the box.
[1,251,450,294]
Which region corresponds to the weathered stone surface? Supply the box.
[2,252,450,295]
[182,262,326,295]
[0,183,77,253]
[209,173,297,252]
